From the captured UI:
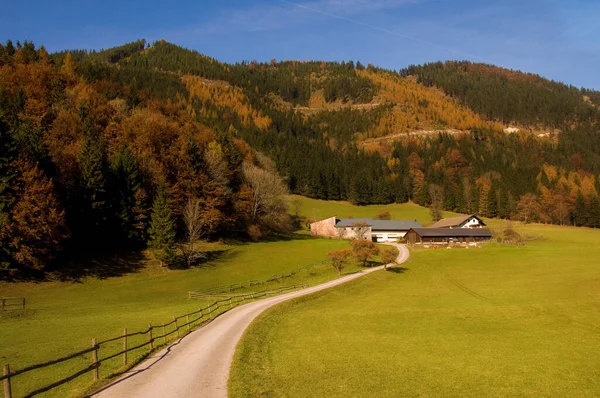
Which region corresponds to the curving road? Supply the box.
[92,243,409,398]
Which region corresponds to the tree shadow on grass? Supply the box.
[170,249,236,270]
[386,267,409,274]
[49,248,148,282]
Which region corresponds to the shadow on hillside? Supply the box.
[171,249,235,270]
[50,249,148,282]
[386,267,409,274]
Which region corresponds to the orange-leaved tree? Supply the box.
[351,239,379,267]
[327,249,352,277]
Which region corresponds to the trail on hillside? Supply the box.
[91,244,409,398]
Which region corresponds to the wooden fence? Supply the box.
[0,298,26,311]
[189,260,328,298]
[0,284,307,398]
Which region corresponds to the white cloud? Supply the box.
[193,0,419,35]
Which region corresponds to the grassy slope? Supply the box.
[230,223,600,397]
[0,237,355,397]
[0,196,436,397]
[292,195,459,227]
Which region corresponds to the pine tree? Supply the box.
[487,187,498,218]
[148,186,177,267]
[0,120,17,271]
[111,147,146,242]
[80,131,108,232]
[575,192,587,226]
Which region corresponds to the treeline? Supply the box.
[395,129,600,227]
[0,41,291,277]
[401,61,600,128]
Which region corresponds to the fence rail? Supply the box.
[0,284,307,398]
[189,261,327,298]
[1,298,26,311]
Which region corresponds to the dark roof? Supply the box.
[408,228,492,237]
[430,215,485,228]
[335,218,422,231]
[335,218,372,227]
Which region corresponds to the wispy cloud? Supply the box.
[193,0,418,34]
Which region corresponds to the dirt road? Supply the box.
[92,244,409,398]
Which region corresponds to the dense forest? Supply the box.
[1,39,600,277]
[401,61,600,128]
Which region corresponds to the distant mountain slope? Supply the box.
[401,61,600,128]
[2,38,600,278]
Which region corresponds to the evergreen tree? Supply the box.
[148,186,177,267]
[588,195,600,228]
[487,187,498,218]
[0,120,17,271]
[575,192,587,226]
[80,131,108,232]
[111,146,147,243]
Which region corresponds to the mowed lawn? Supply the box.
[230,223,600,397]
[0,236,354,397]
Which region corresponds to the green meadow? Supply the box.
[1,195,431,397]
[0,237,355,397]
[292,194,460,226]
[231,223,600,397]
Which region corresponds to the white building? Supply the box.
[310,217,422,243]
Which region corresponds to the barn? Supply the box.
[310,217,422,242]
[406,227,493,245]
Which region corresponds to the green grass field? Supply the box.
[230,223,600,397]
[292,195,460,227]
[0,236,359,397]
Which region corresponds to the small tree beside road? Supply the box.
[381,246,399,270]
[327,249,352,277]
[351,239,379,267]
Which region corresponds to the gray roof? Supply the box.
[336,218,422,231]
[409,228,492,237]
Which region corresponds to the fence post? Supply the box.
[1,298,5,311]
[209,305,213,320]
[91,338,99,381]
[21,298,25,310]
[148,324,154,350]
[120,328,127,366]
[174,316,179,338]
[162,324,166,345]
[3,363,12,398]
[186,314,190,331]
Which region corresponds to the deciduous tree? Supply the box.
[351,239,379,267]
[327,249,351,277]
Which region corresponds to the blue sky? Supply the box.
[1,0,599,89]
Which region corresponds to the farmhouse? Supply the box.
[430,214,486,229]
[406,227,492,245]
[310,217,422,242]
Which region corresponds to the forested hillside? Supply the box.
[1,39,600,276]
[401,61,600,128]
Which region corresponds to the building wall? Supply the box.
[372,230,408,243]
[407,231,490,244]
[337,226,372,240]
[310,217,338,237]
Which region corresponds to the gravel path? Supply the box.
[92,243,409,398]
